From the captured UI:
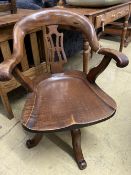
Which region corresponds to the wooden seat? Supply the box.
[22,70,116,132]
[0,9,128,170]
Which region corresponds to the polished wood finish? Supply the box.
[0,2,130,118]
[0,0,17,14]
[0,9,128,81]
[71,129,87,170]
[22,70,117,132]
[44,25,67,73]
[0,9,128,169]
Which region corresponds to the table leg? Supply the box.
[124,31,131,47]
[119,14,130,52]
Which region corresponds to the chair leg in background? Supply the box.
[0,87,14,119]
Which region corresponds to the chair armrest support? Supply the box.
[0,55,19,81]
[87,48,129,83]
[0,56,34,92]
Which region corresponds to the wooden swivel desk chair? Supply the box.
[0,9,128,170]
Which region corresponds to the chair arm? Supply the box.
[98,48,129,68]
[87,48,129,83]
[0,55,19,81]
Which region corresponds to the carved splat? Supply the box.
[43,25,67,73]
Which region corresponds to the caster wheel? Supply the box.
[78,159,87,170]
[26,139,34,149]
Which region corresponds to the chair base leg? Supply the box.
[26,133,43,149]
[71,129,87,170]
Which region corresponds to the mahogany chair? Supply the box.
[0,9,128,170]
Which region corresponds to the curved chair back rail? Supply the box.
[0,9,128,83]
[12,9,100,68]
